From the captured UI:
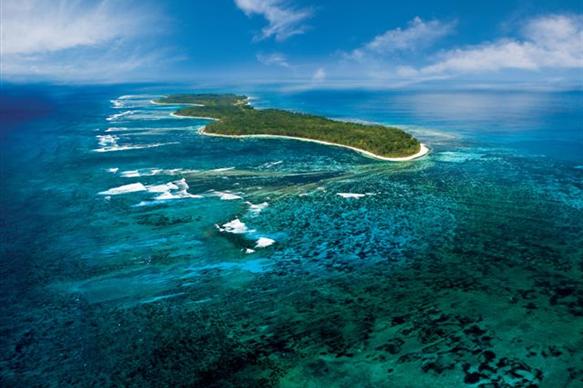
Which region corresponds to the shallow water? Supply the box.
[1,85,582,386]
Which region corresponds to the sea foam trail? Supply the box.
[210,191,243,200]
[108,109,179,122]
[99,183,147,195]
[97,135,118,147]
[337,193,366,199]
[106,126,202,134]
[112,95,163,109]
[118,94,161,100]
[93,142,178,153]
[94,133,178,152]
[260,160,283,168]
[120,168,198,178]
[106,110,134,121]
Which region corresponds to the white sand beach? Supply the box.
[198,127,429,162]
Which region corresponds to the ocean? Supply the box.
[1,84,582,386]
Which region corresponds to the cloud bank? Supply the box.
[419,14,583,75]
[1,0,167,82]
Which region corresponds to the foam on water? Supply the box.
[246,201,268,215]
[99,183,147,195]
[97,134,118,147]
[118,94,161,100]
[111,95,163,109]
[95,129,180,152]
[106,110,134,121]
[255,237,275,248]
[260,160,283,168]
[216,219,254,234]
[155,179,201,200]
[146,182,179,193]
[94,142,178,153]
[106,126,203,133]
[120,168,196,178]
[129,179,203,205]
[337,193,366,199]
[212,191,243,200]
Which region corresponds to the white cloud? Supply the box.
[350,17,455,59]
[0,0,166,82]
[312,67,326,81]
[257,52,290,67]
[1,0,148,55]
[234,0,312,41]
[420,14,583,75]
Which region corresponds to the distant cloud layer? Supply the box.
[332,13,582,89]
[419,14,583,75]
[349,17,456,60]
[2,1,141,55]
[257,52,290,67]
[234,0,312,41]
[1,0,166,82]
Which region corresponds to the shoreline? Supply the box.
[161,101,429,162]
[151,100,204,107]
[198,127,429,162]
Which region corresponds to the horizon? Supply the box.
[1,0,582,90]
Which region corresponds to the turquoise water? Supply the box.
[1,85,582,386]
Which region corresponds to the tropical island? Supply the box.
[155,94,428,161]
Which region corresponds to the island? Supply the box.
[154,94,429,161]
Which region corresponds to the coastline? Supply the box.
[151,100,204,107]
[198,127,429,162]
[162,100,429,162]
[170,112,218,120]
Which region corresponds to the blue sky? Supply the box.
[1,0,581,89]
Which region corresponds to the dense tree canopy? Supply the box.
[157,94,421,158]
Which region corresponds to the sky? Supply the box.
[1,0,582,89]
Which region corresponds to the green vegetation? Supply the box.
[157,94,421,158]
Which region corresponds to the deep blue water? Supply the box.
[1,84,582,386]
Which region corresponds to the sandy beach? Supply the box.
[198,127,429,162]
